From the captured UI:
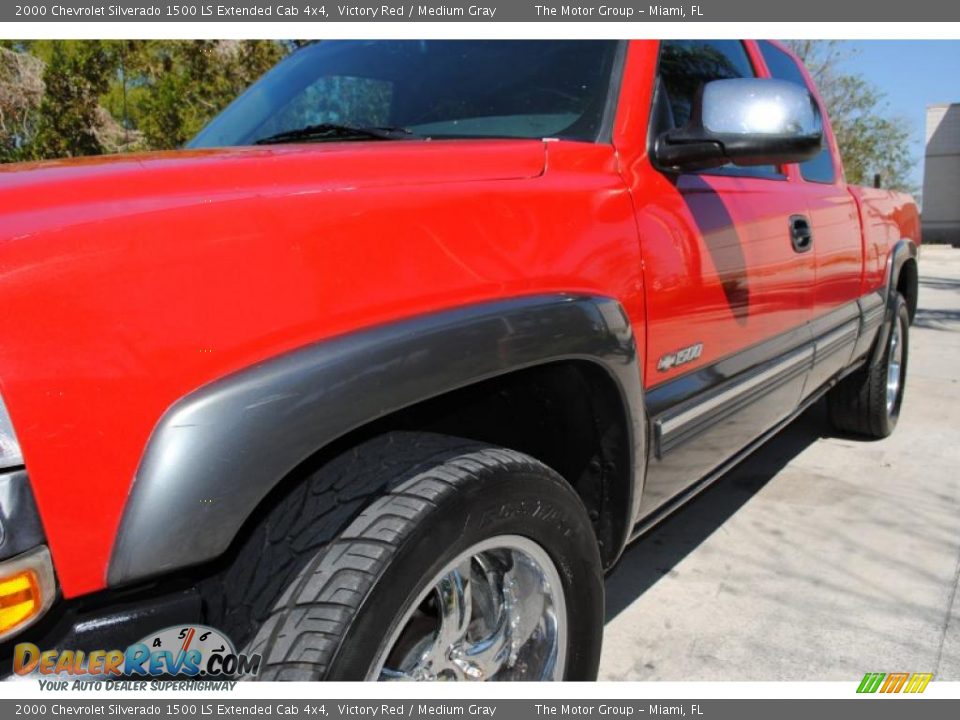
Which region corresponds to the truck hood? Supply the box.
[0,140,546,240]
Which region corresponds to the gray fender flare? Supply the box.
[871,238,919,366]
[108,294,646,587]
[886,238,919,305]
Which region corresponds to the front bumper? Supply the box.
[0,471,56,641]
[0,471,45,561]
[0,583,202,678]
[0,467,206,677]
[0,469,204,677]
[0,547,56,642]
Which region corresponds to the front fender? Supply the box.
[108,294,645,587]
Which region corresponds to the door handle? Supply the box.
[789,215,813,253]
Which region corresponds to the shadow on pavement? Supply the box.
[919,276,960,292]
[604,398,831,623]
[913,307,960,331]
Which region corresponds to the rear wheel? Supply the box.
[214,432,604,681]
[828,292,910,438]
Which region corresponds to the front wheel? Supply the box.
[240,433,604,681]
[369,533,568,681]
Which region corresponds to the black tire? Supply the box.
[212,432,603,681]
[828,292,910,438]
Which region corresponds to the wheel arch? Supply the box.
[871,238,919,366]
[107,295,646,588]
[887,238,919,315]
[896,255,919,324]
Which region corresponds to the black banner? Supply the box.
[3,0,959,23]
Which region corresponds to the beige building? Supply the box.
[923,103,960,244]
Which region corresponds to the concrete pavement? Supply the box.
[600,245,960,680]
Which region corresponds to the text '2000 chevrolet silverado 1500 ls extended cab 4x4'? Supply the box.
[0,40,919,681]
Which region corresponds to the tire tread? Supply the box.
[213,433,568,681]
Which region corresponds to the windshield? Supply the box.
[188,41,621,147]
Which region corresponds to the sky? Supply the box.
[841,40,960,195]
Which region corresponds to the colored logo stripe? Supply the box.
[880,673,909,693]
[904,673,933,693]
[857,672,932,693]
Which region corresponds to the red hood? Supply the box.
[0,140,546,240]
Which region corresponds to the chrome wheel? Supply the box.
[368,535,566,681]
[886,314,904,414]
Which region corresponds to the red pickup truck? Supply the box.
[0,40,919,681]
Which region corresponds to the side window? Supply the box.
[758,41,837,184]
[658,40,780,178]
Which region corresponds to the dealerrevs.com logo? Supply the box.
[13,625,261,678]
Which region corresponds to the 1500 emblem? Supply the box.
[658,343,704,372]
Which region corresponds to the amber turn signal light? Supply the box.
[0,547,55,641]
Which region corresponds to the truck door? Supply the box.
[627,40,816,517]
[756,41,865,395]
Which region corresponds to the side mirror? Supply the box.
[654,78,824,172]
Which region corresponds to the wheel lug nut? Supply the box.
[449,652,484,680]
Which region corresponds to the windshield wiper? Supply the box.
[253,123,418,145]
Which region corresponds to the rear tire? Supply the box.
[214,432,604,681]
[828,292,909,438]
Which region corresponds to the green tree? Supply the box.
[787,41,915,192]
[0,40,288,163]
[29,40,116,159]
[130,40,286,149]
[0,45,45,162]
